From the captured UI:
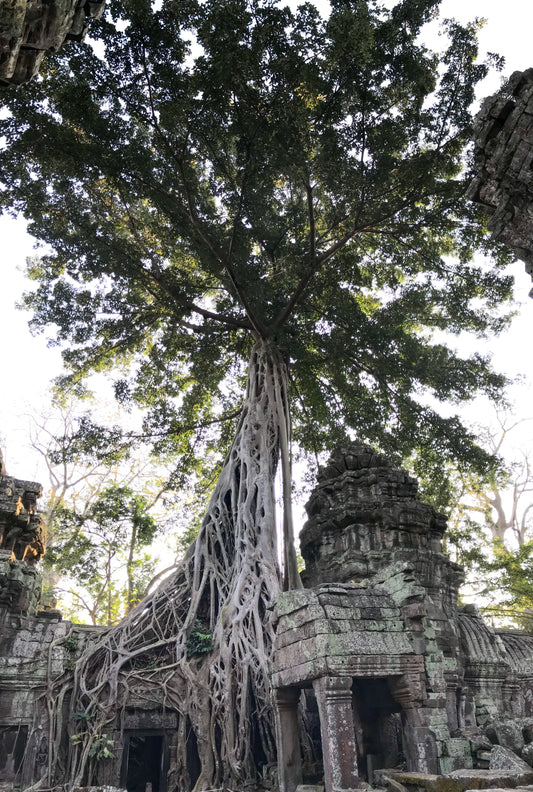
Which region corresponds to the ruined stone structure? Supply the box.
[0,460,181,792]
[0,464,98,788]
[468,69,533,296]
[272,444,533,792]
[0,0,105,87]
[3,446,533,792]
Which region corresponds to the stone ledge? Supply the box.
[381,771,533,792]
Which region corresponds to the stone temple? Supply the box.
[272,445,533,792]
[3,445,533,792]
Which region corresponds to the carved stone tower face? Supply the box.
[467,68,533,297]
[299,443,462,607]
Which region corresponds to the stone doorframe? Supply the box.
[274,668,426,792]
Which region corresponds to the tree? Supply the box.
[468,417,533,546]
[25,397,175,623]
[436,415,533,627]
[46,485,158,624]
[25,395,212,624]
[0,0,516,787]
[475,540,533,633]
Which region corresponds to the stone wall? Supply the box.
[468,69,533,296]
[0,471,44,564]
[0,461,99,789]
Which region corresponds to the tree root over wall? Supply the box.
[43,340,293,790]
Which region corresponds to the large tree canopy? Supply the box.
[1,0,512,475]
[0,0,518,787]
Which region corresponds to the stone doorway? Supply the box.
[352,678,404,780]
[121,732,168,792]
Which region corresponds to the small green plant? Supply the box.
[185,620,214,657]
[74,710,94,724]
[88,734,115,760]
[64,633,79,652]
[63,632,80,669]
[71,733,114,760]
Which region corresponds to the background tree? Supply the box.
[431,414,533,628]
[27,397,193,623]
[0,0,517,787]
[468,417,533,546]
[48,485,157,624]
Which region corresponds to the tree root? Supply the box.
[43,340,292,791]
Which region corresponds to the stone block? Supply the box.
[295,786,324,792]
[276,603,326,631]
[275,590,319,616]
[446,769,533,790]
[490,746,532,774]
[487,723,525,755]
[522,745,533,768]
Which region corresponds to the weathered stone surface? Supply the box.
[0,467,49,619]
[447,769,533,789]
[382,770,533,792]
[487,727,526,757]
[273,444,533,792]
[489,747,532,774]
[463,788,533,792]
[521,745,533,768]
[300,443,460,603]
[272,582,419,691]
[295,786,325,792]
[0,0,105,86]
[0,472,44,563]
[468,69,533,296]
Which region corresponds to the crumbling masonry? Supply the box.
[468,68,533,296]
[272,444,533,792]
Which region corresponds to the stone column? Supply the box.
[274,687,303,792]
[389,673,439,775]
[313,676,359,792]
[400,708,439,774]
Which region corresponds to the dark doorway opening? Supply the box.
[302,688,324,784]
[352,678,404,780]
[0,726,28,783]
[122,733,167,792]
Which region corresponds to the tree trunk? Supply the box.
[47,339,294,790]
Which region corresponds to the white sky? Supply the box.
[1,0,533,483]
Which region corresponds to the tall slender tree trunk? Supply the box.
[47,339,295,790]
